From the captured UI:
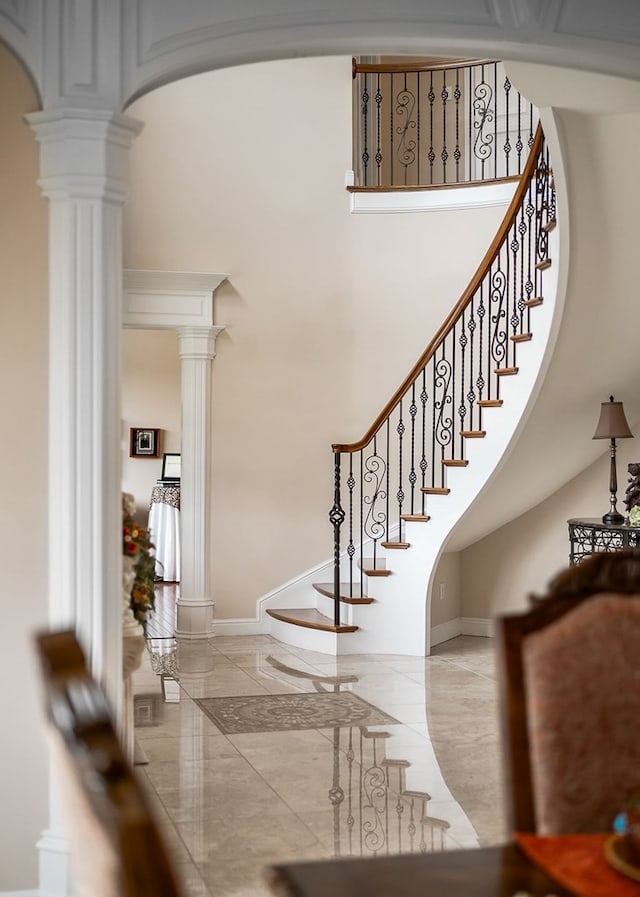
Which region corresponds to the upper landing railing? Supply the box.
[352,58,539,189]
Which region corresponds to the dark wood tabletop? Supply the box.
[265,843,573,897]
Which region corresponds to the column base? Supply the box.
[175,597,214,639]
[37,829,72,897]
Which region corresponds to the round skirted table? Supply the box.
[148,485,181,582]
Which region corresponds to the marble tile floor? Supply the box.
[132,630,506,897]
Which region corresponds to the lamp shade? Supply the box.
[593,396,633,440]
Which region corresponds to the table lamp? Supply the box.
[592,395,633,525]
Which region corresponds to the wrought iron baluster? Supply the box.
[517,201,527,333]
[493,63,498,180]
[454,67,461,183]
[409,384,417,515]
[428,71,435,184]
[375,74,382,187]
[434,343,453,464]
[458,312,468,455]
[420,369,429,498]
[509,220,519,366]
[361,74,370,186]
[441,70,448,183]
[504,73,511,178]
[467,64,473,182]
[360,451,364,598]
[467,295,477,431]
[525,179,535,332]
[490,258,507,377]
[417,73,421,185]
[397,399,405,535]
[516,90,523,174]
[347,454,355,599]
[390,72,394,187]
[363,435,386,571]
[477,279,487,402]
[385,421,390,544]
[472,62,494,182]
[330,451,345,627]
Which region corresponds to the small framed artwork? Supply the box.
[161,452,181,482]
[130,427,160,458]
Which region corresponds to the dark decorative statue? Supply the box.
[624,462,640,513]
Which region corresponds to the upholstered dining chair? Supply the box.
[34,629,184,897]
[496,549,640,836]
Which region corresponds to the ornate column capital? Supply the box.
[26,108,143,202]
[177,325,226,360]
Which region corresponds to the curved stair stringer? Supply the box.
[266,116,568,656]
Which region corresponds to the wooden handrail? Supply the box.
[352,57,496,77]
[332,123,544,454]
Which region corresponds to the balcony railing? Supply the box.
[352,58,539,189]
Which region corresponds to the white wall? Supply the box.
[0,45,49,891]
[122,329,181,524]
[123,56,508,622]
[460,437,640,617]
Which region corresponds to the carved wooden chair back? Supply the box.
[496,549,640,835]
[34,629,184,897]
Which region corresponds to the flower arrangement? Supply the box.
[122,493,156,625]
[630,505,640,527]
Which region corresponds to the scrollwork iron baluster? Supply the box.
[490,264,508,371]
[434,350,453,462]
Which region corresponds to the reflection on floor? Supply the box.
[132,588,505,897]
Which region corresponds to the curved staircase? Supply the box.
[266,125,560,655]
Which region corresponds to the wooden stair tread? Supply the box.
[401,514,430,522]
[535,258,552,271]
[495,366,519,376]
[312,583,374,604]
[421,487,450,495]
[543,218,557,232]
[358,559,392,576]
[460,430,485,438]
[478,398,503,407]
[381,540,410,549]
[266,607,358,633]
[403,789,432,800]
[524,296,543,308]
[510,333,532,343]
[442,459,468,468]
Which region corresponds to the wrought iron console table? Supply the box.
[568,517,640,565]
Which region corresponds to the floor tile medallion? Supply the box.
[195,691,399,734]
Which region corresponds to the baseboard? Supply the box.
[431,616,493,647]
[461,616,494,637]
[0,891,39,897]
[211,618,268,636]
[430,618,462,646]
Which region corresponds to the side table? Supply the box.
[567,517,640,565]
[149,484,181,581]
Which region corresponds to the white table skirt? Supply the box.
[148,500,181,582]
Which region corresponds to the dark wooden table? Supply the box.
[265,843,572,897]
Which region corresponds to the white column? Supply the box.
[176,325,225,637]
[28,108,142,895]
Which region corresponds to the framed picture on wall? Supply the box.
[130,427,160,458]
[161,452,181,482]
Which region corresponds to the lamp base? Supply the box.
[602,511,625,526]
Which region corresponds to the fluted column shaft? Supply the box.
[177,325,225,637]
